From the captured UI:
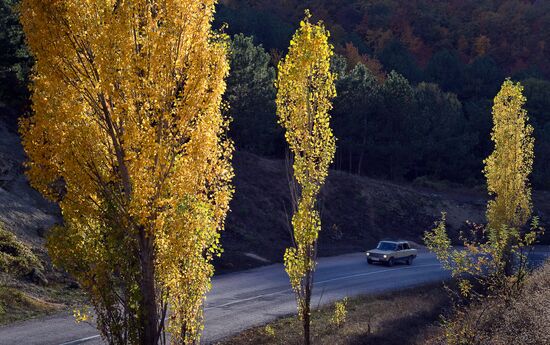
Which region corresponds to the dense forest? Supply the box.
[217,0,550,187]
[2,0,550,187]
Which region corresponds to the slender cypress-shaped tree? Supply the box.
[484,79,534,273]
[276,11,336,345]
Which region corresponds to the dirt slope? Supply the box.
[0,121,59,248]
[217,152,490,270]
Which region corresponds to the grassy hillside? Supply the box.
[427,259,550,345]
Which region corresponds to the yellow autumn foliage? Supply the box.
[484,79,534,234]
[425,80,539,295]
[19,1,233,344]
[276,11,336,341]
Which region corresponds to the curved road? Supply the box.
[0,252,449,345]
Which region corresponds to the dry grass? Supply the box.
[434,260,550,345]
[0,222,86,325]
[217,283,450,345]
[0,275,88,325]
[0,286,63,324]
[494,261,550,345]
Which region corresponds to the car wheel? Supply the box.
[387,258,394,267]
[406,256,413,265]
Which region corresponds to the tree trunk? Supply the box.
[138,228,159,345]
[303,277,311,345]
[302,249,314,345]
[503,240,515,276]
[348,149,353,174]
[357,134,367,176]
[357,150,364,176]
[303,305,310,345]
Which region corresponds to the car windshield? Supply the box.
[377,242,397,251]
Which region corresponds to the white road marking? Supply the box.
[59,335,101,345]
[314,263,442,285]
[59,263,443,345]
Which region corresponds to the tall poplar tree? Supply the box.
[484,79,534,273]
[276,12,336,345]
[426,80,536,282]
[20,1,233,344]
[424,80,541,344]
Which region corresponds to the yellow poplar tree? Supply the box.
[426,80,537,288]
[19,1,233,344]
[484,79,534,272]
[276,11,336,345]
[424,80,541,344]
[485,79,534,232]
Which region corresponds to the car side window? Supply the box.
[397,244,404,251]
[403,243,410,250]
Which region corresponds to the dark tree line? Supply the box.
[329,59,477,183]
[0,0,31,128]
[225,34,550,188]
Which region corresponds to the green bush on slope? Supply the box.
[0,224,43,278]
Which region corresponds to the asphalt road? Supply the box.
[0,252,452,345]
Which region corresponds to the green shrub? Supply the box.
[0,225,43,278]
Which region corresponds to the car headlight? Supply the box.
[366,252,370,256]
[383,255,387,258]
